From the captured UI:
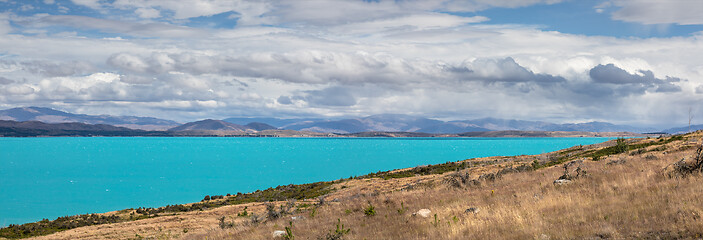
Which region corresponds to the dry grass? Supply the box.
[21,132,703,240]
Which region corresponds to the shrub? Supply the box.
[237,206,248,217]
[324,219,350,240]
[284,221,294,240]
[266,203,282,220]
[363,204,376,216]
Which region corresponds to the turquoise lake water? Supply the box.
[0,137,614,226]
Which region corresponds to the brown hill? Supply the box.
[168,119,254,132]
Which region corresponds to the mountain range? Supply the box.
[0,106,689,134]
[0,107,179,130]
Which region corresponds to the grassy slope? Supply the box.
[4,132,702,239]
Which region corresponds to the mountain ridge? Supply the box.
[0,107,179,130]
[0,106,669,134]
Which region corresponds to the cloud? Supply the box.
[19,60,93,77]
[71,0,103,9]
[0,76,15,84]
[696,85,703,94]
[27,15,206,38]
[135,8,161,19]
[301,87,357,107]
[0,12,12,35]
[588,63,682,94]
[276,95,292,105]
[453,57,566,84]
[1,85,35,95]
[607,0,703,25]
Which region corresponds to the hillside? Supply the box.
[0,120,170,137]
[168,119,253,132]
[3,132,702,239]
[0,107,179,130]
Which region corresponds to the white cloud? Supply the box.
[25,15,206,38]
[135,8,161,19]
[0,12,12,35]
[70,0,103,9]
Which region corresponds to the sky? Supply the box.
[0,0,702,127]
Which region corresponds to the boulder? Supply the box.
[553,179,571,185]
[273,230,286,238]
[413,209,432,218]
[465,207,480,214]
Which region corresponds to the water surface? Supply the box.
[0,137,613,226]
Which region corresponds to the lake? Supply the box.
[0,137,613,226]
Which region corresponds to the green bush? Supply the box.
[364,204,376,216]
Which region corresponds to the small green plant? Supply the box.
[615,138,628,154]
[433,214,439,227]
[452,215,459,223]
[397,201,406,214]
[182,228,188,233]
[325,219,351,240]
[218,216,234,229]
[344,209,352,215]
[237,206,248,217]
[364,204,376,216]
[284,221,294,240]
[531,159,540,169]
[310,207,318,218]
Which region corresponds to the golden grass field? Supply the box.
[12,132,703,239]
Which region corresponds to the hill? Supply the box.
[0,107,179,130]
[251,114,653,134]
[244,122,278,131]
[0,120,169,137]
[4,132,702,239]
[168,119,253,132]
[662,124,703,134]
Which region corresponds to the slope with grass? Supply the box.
[2,132,702,239]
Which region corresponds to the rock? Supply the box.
[413,209,432,218]
[465,207,480,214]
[538,233,551,240]
[273,230,286,238]
[291,216,305,221]
[553,179,571,185]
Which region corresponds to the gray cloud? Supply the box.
[696,85,703,94]
[20,60,93,77]
[608,0,703,25]
[0,76,15,84]
[451,57,566,84]
[106,52,569,92]
[588,63,681,95]
[277,96,292,105]
[301,87,357,107]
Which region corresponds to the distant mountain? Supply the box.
[244,122,278,131]
[282,114,443,133]
[417,122,491,133]
[222,117,323,128]
[0,120,170,137]
[275,115,649,134]
[0,107,179,130]
[454,118,556,131]
[541,121,649,133]
[661,124,703,134]
[168,119,253,132]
